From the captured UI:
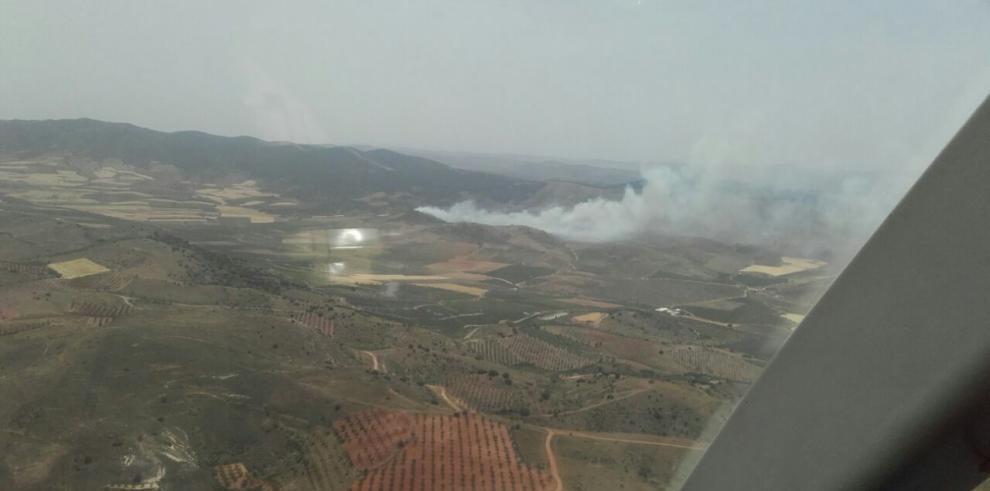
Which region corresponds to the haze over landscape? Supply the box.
[5,1,989,256]
[2,1,990,490]
[3,1,989,166]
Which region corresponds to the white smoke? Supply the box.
[417,188,647,242]
[417,164,918,256]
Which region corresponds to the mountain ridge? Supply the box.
[0,118,541,206]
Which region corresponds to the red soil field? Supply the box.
[338,410,554,491]
[334,410,415,470]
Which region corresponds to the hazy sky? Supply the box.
[2,0,989,169]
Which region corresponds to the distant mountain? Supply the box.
[0,119,542,206]
[390,147,645,187]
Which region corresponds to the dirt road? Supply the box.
[426,385,464,412]
[541,426,703,491]
[544,430,564,491]
[540,389,647,417]
[550,428,705,450]
[360,350,380,371]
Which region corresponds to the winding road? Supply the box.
[427,385,464,412]
[544,430,564,491]
[360,350,381,371]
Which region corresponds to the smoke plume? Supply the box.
[417,164,919,257]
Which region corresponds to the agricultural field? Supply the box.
[0,160,284,224]
[334,410,416,470]
[47,258,110,279]
[282,423,356,491]
[485,264,555,284]
[292,310,336,337]
[739,256,827,276]
[332,274,448,285]
[668,346,762,382]
[466,339,524,366]
[426,256,507,274]
[558,297,621,309]
[412,282,488,297]
[468,334,592,372]
[341,411,556,491]
[571,312,606,325]
[442,374,525,412]
[541,324,685,374]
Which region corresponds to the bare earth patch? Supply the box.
[47,258,110,279]
[413,282,488,297]
[560,297,622,309]
[739,257,826,276]
[572,312,607,325]
[334,274,449,285]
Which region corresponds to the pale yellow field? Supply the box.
[7,189,94,204]
[333,274,449,285]
[0,160,291,224]
[412,282,488,297]
[113,169,154,181]
[217,205,275,223]
[572,312,607,325]
[426,256,508,274]
[71,204,209,221]
[560,297,622,309]
[0,168,88,187]
[443,272,494,282]
[782,313,806,324]
[0,160,290,223]
[740,257,826,277]
[0,160,215,222]
[47,258,110,279]
[92,167,153,182]
[193,181,279,223]
[96,190,154,199]
[196,180,276,202]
